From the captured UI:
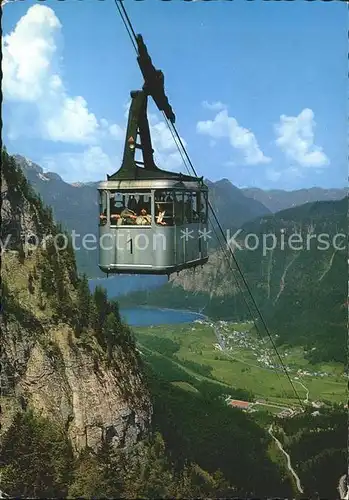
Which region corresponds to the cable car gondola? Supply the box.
[98,35,209,277]
[98,3,305,409]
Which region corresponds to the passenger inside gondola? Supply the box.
[196,201,205,222]
[185,196,193,223]
[127,195,138,212]
[108,197,138,225]
[162,194,173,225]
[110,198,122,224]
[156,203,166,225]
[136,207,151,225]
[122,209,137,224]
[99,210,107,223]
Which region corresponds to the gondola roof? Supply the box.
[107,164,203,183]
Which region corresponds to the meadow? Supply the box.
[134,320,346,411]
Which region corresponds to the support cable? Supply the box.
[113,0,303,409]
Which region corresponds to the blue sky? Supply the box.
[2,0,347,189]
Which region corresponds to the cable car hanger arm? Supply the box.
[108,33,200,180]
[136,34,175,123]
[121,90,157,173]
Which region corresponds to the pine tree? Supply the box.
[32,265,38,280]
[65,235,78,286]
[68,442,125,499]
[122,433,173,498]
[18,241,25,264]
[92,286,109,345]
[68,451,101,498]
[40,262,55,296]
[103,312,120,362]
[95,440,123,498]
[76,274,91,334]
[28,273,34,294]
[0,411,74,498]
[108,298,121,321]
[1,278,11,317]
[37,288,46,311]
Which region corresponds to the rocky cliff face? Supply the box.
[1,151,152,452]
[2,306,151,452]
[171,197,347,302]
[170,249,237,298]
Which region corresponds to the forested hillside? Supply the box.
[1,150,297,497]
[119,197,347,364]
[273,406,346,497]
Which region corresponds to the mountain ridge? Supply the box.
[118,196,347,364]
[242,186,347,213]
[16,154,346,279]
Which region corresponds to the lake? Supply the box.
[88,275,167,297]
[88,276,205,326]
[119,307,206,327]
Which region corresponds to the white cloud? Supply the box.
[41,109,186,181]
[202,100,226,112]
[149,113,186,150]
[41,146,119,183]
[274,108,329,168]
[265,166,303,183]
[150,120,175,151]
[3,5,61,102]
[3,5,102,144]
[197,109,271,165]
[154,150,183,171]
[100,119,109,128]
[224,160,237,168]
[109,123,124,140]
[146,111,187,171]
[38,105,187,183]
[43,95,100,143]
[265,168,282,182]
[4,5,187,181]
[123,100,132,119]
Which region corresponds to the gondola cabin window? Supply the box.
[154,190,184,226]
[154,190,170,225]
[99,190,108,226]
[184,191,198,223]
[199,191,208,223]
[109,191,152,226]
[153,190,206,225]
[174,191,184,225]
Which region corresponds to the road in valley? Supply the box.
[294,379,309,403]
[338,474,348,499]
[268,424,304,494]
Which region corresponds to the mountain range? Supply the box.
[14,155,101,277]
[242,187,347,213]
[16,154,346,279]
[15,154,348,363]
[119,197,347,364]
